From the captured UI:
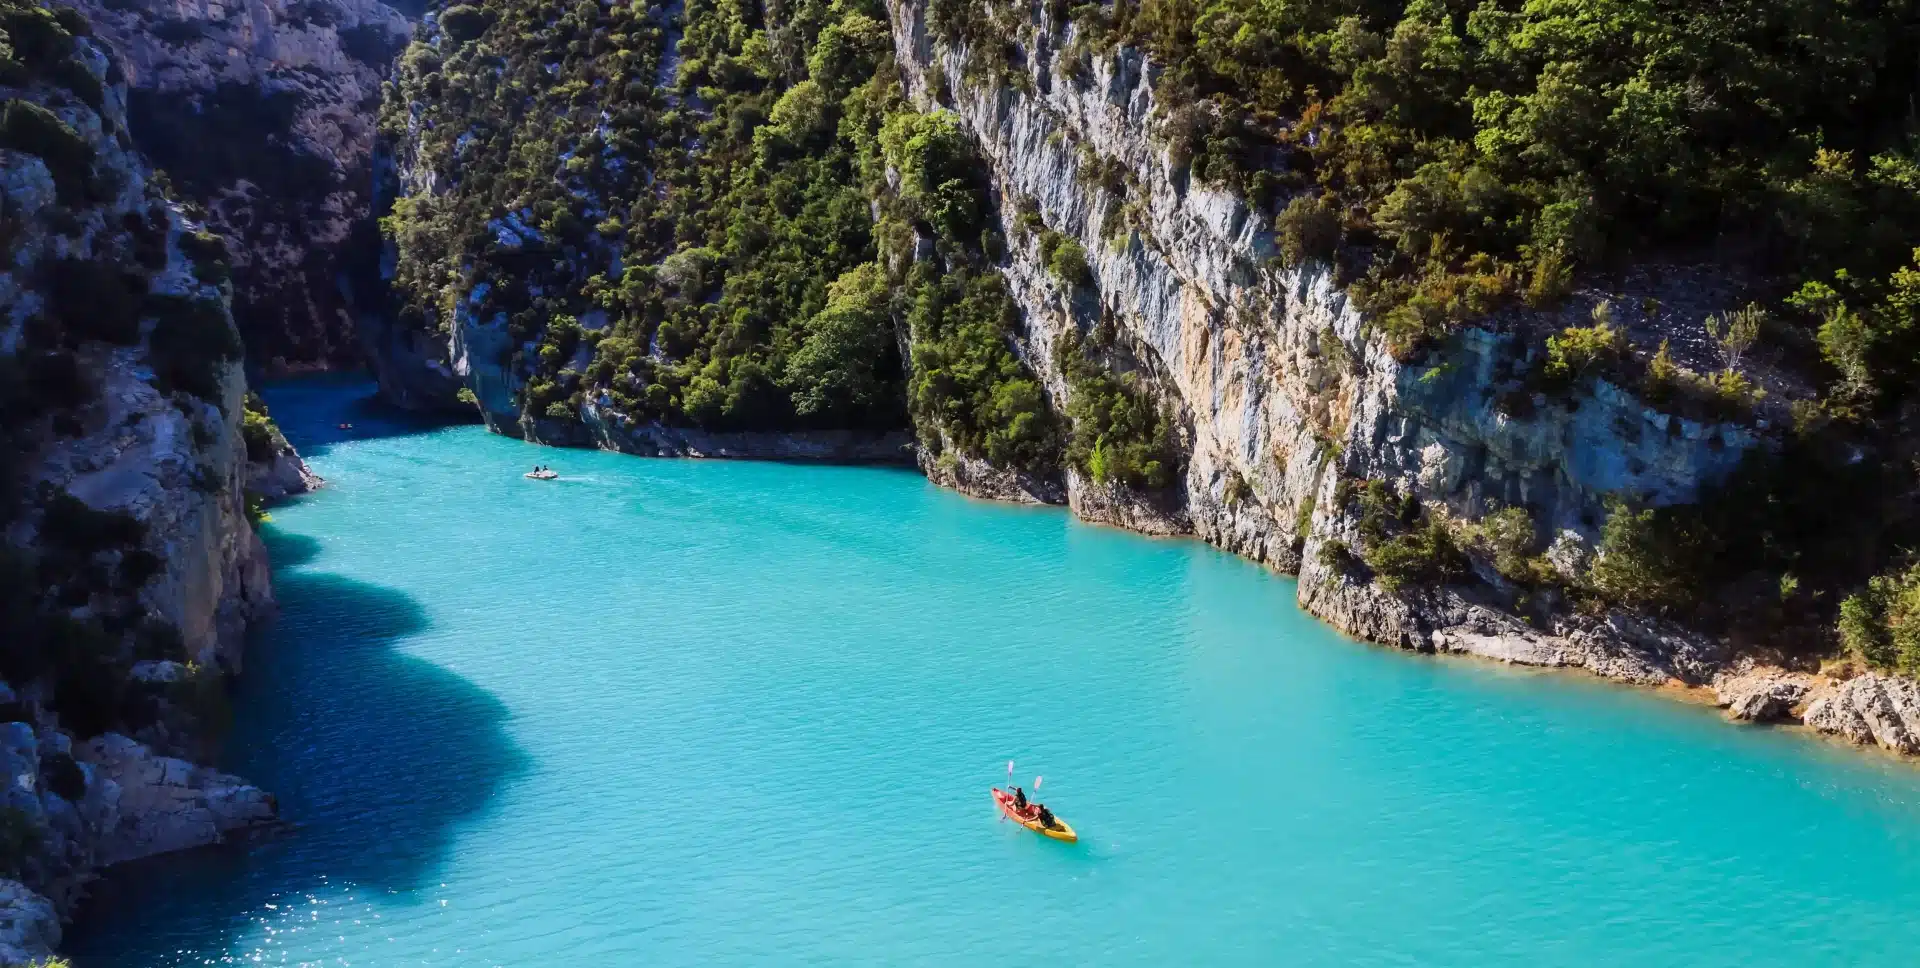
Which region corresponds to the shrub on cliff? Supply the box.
[1839,563,1920,674]
[786,264,900,427]
[0,98,93,203]
[1060,329,1176,489]
[1541,308,1627,389]
[148,295,241,403]
[437,4,492,43]
[1473,506,1548,585]
[0,0,101,113]
[179,230,232,287]
[1276,193,1341,269]
[880,109,988,243]
[1336,479,1466,592]
[907,265,1061,471]
[240,394,279,463]
[1363,517,1467,593]
[1588,499,1697,612]
[1047,238,1092,289]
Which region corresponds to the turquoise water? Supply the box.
[67,378,1920,966]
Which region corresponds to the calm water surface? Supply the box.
[68,378,1920,966]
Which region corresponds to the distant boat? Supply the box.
[525,469,558,480]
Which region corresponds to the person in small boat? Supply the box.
[1034,804,1056,829]
[1011,787,1028,811]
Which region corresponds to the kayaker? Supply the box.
[1011,787,1028,811]
[1035,805,1055,829]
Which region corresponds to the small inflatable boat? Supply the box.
[524,469,559,480]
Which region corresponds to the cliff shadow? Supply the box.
[257,371,476,461]
[66,526,531,965]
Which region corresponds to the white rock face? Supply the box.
[33,350,275,670]
[245,417,325,502]
[882,0,1753,681]
[1803,675,1920,754]
[78,734,278,865]
[1713,667,1816,722]
[71,0,411,368]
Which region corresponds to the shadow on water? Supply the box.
[67,525,531,965]
[263,529,321,569]
[259,371,476,461]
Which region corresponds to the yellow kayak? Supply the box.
[992,788,1077,842]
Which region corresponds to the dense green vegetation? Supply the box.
[1056,323,1175,489]
[383,0,904,432]
[1050,0,1920,356]
[877,109,1061,469]
[383,0,1065,467]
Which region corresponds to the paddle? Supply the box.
[1000,760,1013,823]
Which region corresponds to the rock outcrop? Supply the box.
[78,732,278,865]
[0,717,276,910]
[1713,666,1817,723]
[68,0,410,370]
[1803,675,1920,755]
[0,881,59,967]
[245,399,324,502]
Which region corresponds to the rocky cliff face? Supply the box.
[66,0,409,371]
[882,1,1755,680]
[881,0,1920,757]
[1,10,305,958]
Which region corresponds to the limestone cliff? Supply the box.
[882,1,1756,676]
[1,8,304,958]
[65,0,409,371]
[878,0,1920,756]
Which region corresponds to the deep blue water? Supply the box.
[67,377,1920,966]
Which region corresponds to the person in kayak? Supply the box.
[1011,787,1028,811]
[1034,804,1056,829]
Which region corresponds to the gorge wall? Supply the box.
[883,0,1752,682]
[1,7,314,960]
[68,0,409,371]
